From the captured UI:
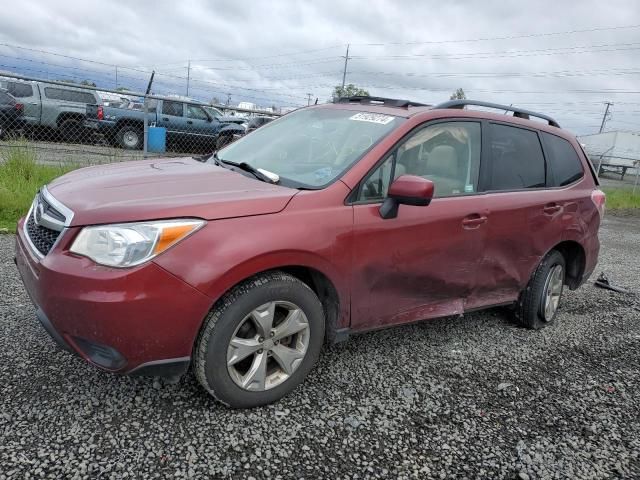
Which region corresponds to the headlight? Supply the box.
[70,219,204,268]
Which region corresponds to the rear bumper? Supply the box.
[15,218,212,377]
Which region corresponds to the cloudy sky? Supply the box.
[1,0,639,135]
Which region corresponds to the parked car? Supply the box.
[0,88,25,138]
[0,78,102,142]
[86,98,246,150]
[245,115,275,133]
[203,105,249,139]
[15,97,604,408]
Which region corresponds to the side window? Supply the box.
[541,132,584,186]
[7,82,33,98]
[69,91,97,104]
[358,155,397,202]
[488,123,545,190]
[186,105,209,120]
[162,101,184,117]
[0,91,12,103]
[357,121,481,201]
[44,88,95,104]
[145,98,158,113]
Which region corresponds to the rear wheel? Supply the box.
[117,125,143,150]
[194,272,325,408]
[516,250,566,329]
[60,118,84,143]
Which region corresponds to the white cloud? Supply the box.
[0,0,639,134]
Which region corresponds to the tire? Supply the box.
[515,250,566,329]
[60,118,84,143]
[117,125,143,150]
[194,271,325,408]
[215,133,232,150]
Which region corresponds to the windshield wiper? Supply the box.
[205,152,279,184]
[223,159,279,184]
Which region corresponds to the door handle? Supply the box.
[462,214,487,229]
[187,120,193,124]
[543,203,562,214]
[162,117,169,121]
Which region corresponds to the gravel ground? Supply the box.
[1,215,639,479]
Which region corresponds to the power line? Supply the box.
[349,41,640,61]
[351,23,640,46]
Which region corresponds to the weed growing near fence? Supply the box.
[0,141,77,231]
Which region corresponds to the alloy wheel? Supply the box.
[542,264,564,321]
[226,301,310,391]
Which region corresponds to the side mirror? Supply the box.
[379,175,434,219]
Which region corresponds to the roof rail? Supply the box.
[433,100,561,128]
[337,95,429,108]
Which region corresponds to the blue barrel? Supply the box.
[147,126,166,153]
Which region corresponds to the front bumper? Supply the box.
[15,218,213,376]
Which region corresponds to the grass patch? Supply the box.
[0,141,77,231]
[603,187,640,211]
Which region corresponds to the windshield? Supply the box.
[203,106,223,119]
[217,107,403,188]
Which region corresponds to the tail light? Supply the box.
[97,105,104,121]
[591,189,606,217]
[14,103,24,112]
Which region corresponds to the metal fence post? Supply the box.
[633,161,639,195]
[143,95,148,158]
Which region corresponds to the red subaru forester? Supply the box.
[15,97,605,408]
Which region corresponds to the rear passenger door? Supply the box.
[159,101,187,139]
[470,122,554,309]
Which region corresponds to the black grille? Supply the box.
[26,212,61,256]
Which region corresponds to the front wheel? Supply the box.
[194,271,325,408]
[516,250,566,329]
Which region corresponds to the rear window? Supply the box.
[541,132,584,186]
[488,123,545,190]
[2,81,33,98]
[44,87,96,104]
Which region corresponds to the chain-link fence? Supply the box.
[0,72,282,167]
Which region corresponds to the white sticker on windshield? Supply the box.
[349,112,394,125]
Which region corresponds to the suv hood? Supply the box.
[47,157,297,226]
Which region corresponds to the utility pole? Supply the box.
[186,60,191,97]
[599,101,613,133]
[115,66,118,89]
[340,44,350,95]
[226,93,231,106]
[306,93,313,106]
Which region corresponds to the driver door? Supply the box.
[350,121,489,330]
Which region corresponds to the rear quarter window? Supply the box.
[541,132,584,186]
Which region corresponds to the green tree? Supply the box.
[116,87,131,92]
[80,80,97,87]
[333,83,369,100]
[450,88,466,100]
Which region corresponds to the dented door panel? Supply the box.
[350,196,487,330]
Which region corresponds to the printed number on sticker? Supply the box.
[349,113,394,125]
